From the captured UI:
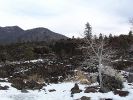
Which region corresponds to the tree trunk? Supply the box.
[98,58,103,89]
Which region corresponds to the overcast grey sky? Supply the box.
[0,0,132,37]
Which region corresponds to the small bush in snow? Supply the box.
[74,69,91,85]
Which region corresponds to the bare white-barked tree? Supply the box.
[82,22,115,89]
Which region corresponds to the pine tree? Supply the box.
[84,22,92,40]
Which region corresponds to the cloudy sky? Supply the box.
[0,0,132,37]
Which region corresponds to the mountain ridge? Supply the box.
[0,26,68,44]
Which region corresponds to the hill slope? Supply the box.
[0,26,68,44]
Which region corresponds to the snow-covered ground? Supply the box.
[0,80,133,100]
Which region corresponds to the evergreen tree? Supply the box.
[128,31,133,37]
[109,33,113,39]
[84,22,92,39]
[99,33,103,40]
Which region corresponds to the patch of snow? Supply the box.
[0,78,8,81]
[66,65,72,67]
[7,59,44,65]
[24,59,43,63]
[0,82,133,100]
[112,59,128,62]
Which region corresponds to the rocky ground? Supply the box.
[0,58,133,100]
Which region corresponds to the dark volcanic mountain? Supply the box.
[0,26,68,44]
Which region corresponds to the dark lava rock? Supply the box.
[11,78,45,90]
[99,75,123,93]
[127,73,133,83]
[84,87,97,93]
[42,88,46,91]
[80,96,91,100]
[10,78,25,90]
[0,85,9,90]
[21,89,29,93]
[26,80,45,90]
[48,89,56,92]
[26,80,38,89]
[100,98,113,100]
[128,83,133,85]
[49,77,59,83]
[71,83,82,94]
[114,90,129,97]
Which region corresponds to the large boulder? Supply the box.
[84,87,97,93]
[71,83,82,94]
[114,90,129,97]
[99,74,123,93]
